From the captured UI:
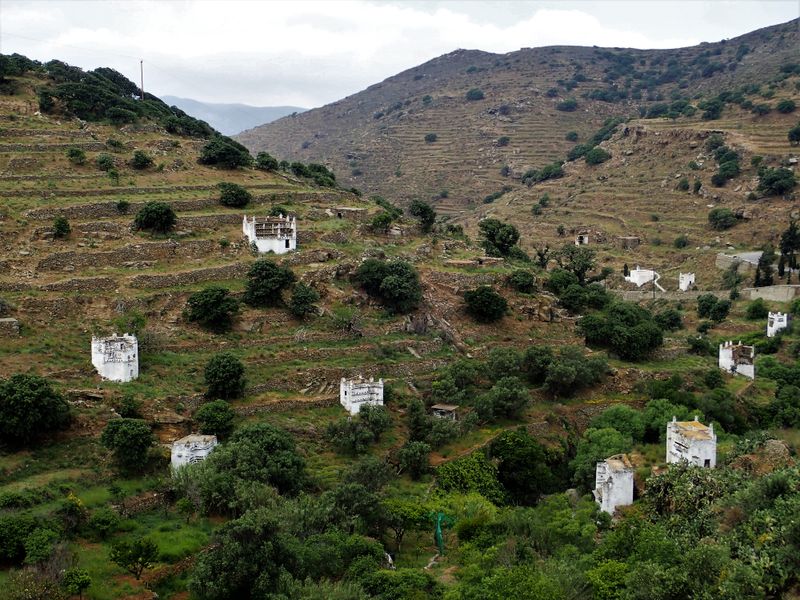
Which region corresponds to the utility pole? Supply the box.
[139,60,144,100]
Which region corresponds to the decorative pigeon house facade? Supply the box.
[767,312,789,338]
[170,434,218,470]
[718,341,755,379]
[242,214,296,254]
[594,454,634,514]
[91,333,138,382]
[679,272,696,292]
[666,417,716,468]
[340,377,384,415]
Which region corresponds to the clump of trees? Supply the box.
[327,404,392,455]
[708,207,737,230]
[0,374,70,448]
[578,301,664,360]
[217,182,251,208]
[289,162,336,187]
[199,136,253,168]
[100,418,155,472]
[409,199,436,232]
[133,201,177,233]
[353,259,422,314]
[758,167,797,196]
[478,218,522,258]
[184,286,239,332]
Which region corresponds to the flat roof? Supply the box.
[431,404,458,411]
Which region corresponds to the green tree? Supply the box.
[508,270,536,293]
[95,153,115,171]
[133,201,177,233]
[780,219,800,271]
[110,537,158,580]
[100,419,154,472]
[62,568,92,599]
[464,286,507,323]
[555,244,598,284]
[590,405,645,442]
[585,147,612,164]
[326,419,374,455]
[382,498,431,550]
[358,404,392,441]
[243,259,296,307]
[199,135,253,168]
[758,167,797,196]
[184,286,239,331]
[353,259,422,314]
[195,399,235,438]
[409,199,436,232]
[708,207,737,230]
[478,218,520,256]
[489,429,560,505]
[0,374,70,447]
[776,99,796,113]
[466,88,485,101]
[255,151,279,171]
[476,376,530,420]
[578,302,663,361]
[289,283,320,319]
[52,215,71,239]
[66,146,86,165]
[570,427,632,489]
[789,123,800,145]
[398,441,431,480]
[204,353,246,399]
[745,298,769,320]
[217,182,252,208]
[23,528,58,564]
[130,150,154,170]
[370,211,394,233]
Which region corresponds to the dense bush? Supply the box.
[707,207,737,230]
[204,353,246,400]
[130,150,154,170]
[354,259,422,314]
[52,215,70,239]
[199,136,253,168]
[66,147,85,165]
[409,199,436,232]
[584,147,611,165]
[195,400,235,439]
[556,98,578,111]
[424,133,437,143]
[133,201,177,233]
[464,286,507,323]
[289,283,320,319]
[478,218,520,256]
[777,99,796,114]
[507,270,536,293]
[758,167,797,196]
[184,286,239,331]
[578,302,664,360]
[465,88,485,101]
[243,259,296,307]
[254,151,278,171]
[217,182,252,208]
[100,419,155,472]
[745,298,769,320]
[0,374,70,447]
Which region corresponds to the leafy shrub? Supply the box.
[217,182,251,208]
[106,106,137,124]
[289,283,320,319]
[130,150,154,170]
[204,353,246,400]
[133,201,176,233]
[564,131,578,142]
[66,147,85,165]
[556,98,578,111]
[243,259,296,307]
[95,153,115,171]
[584,148,611,165]
[255,151,278,171]
[100,419,154,472]
[708,207,737,230]
[424,133,437,143]
[758,167,797,196]
[353,259,422,314]
[745,298,769,320]
[674,234,689,248]
[578,302,663,360]
[777,99,796,114]
[53,216,70,239]
[497,136,510,147]
[465,88,485,101]
[676,177,689,191]
[508,270,536,293]
[195,400,235,439]
[464,286,507,323]
[0,374,70,448]
[184,286,239,331]
[199,136,253,168]
[409,199,436,232]
[479,218,520,256]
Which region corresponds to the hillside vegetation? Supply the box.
[0,25,800,600]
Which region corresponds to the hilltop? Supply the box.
[236,18,799,214]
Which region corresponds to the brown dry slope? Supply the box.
[236,19,799,210]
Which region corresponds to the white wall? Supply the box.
[340,378,384,415]
[91,334,138,382]
[594,459,634,514]
[170,436,218,470]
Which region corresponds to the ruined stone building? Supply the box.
[679,272,695,292]
[594,454,634,514]
[91,333,138,382]
[170,434,218,470]
[242,214,296,254]
[431,404,458,421]
[767,312,789,338]
[666,417,717,468]
[575,231,590,245]
[340,376,384,415]
[718,341,755,379]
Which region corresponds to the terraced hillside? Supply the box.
[237,19,799,210]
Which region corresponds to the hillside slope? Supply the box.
[236,18,799,213]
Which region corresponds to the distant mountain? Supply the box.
[162,96,305,136]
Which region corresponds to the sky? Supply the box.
[1,1,797,108]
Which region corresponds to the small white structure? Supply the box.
[91,333,138,382]
[625,265,656,287]
[679,272,695,292]
[666,416,717,468]
[575,232,590,246]
[594,454,634,514]
[718,341,755,379]
[431,404,458,421]
[170,434,218,470]
[340,377,384,415]
[767,312,789,338]
[242,214,296,254]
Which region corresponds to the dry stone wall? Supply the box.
[129,262,251,289]
[37,240,218,271]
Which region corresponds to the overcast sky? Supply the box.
[1,1,797,108]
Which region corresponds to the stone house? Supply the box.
[242,214,296,254]
[431,404,458,421]
[340,376,384,415]
[594,453,634,514]
[718,341,755,379]
[767,312,789,338]
[666,417,716,468]
[91,333,138,382]
[170,434,218,470]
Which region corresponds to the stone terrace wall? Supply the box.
[129,262,251,289]
[743,285,800,302]
[40,276,116,292]
[37,240,217,271]
[11,182,294,201]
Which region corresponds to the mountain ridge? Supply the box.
[163,95,305,135]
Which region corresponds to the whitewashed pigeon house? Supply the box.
[678,272,695,292]
[170,434,218,470]
[594,454,634,514]
[666,417,716,468]
[91,333,138,382]
[767,312,789,338]
[242,214,296,254]
[718,341,755,379]
[340,376,384,415]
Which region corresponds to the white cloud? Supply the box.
[0,0,796,106]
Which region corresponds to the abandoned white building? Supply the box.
[679,272,696,292]
[91,333,138,382]
[625,266,665,290]
[242,214,296,254]
[170,434,218,470]
[767,312,789,338]
[718,341,755,379]
[431,404,458,421]
[666,417,717,468]
[575,232,590,245]
[594,454,634,514]
[340,377,384,415]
